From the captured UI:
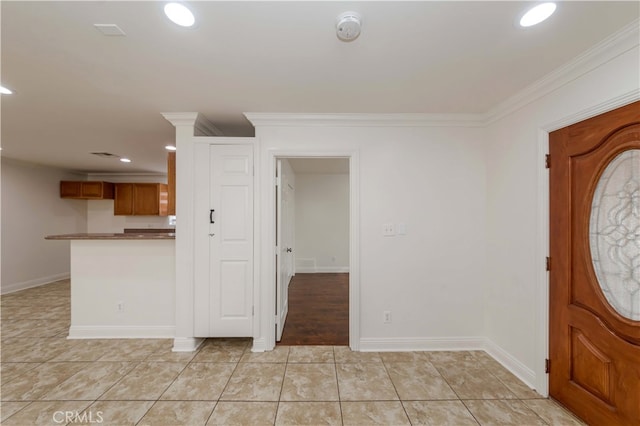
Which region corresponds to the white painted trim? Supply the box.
[194,116,224,137]
[68,326,175,339]
[86,172,167,179]
[260,149,360,352]
[486,19,640,125]
[533,90,640,397]
[251,337,267,352]
[543,89,640,132]
[535,128,550,398]
[245,113,484,128]
[484,338,537,392]
[295,267,350,273]
[172,337,205,352]
[1,273,69,295]
[359,337,485,352]
[162,112,199,128]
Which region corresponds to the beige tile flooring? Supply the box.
[0,280,586,425]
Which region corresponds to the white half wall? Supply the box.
[68,239,175,338]
[295,173,349,273]
[1,158,87,293]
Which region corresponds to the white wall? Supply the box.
[295,173,349,273]
[1,158,87,293]
[256,126,487,342]
[69,239,175,338]
[484,42,639,389]
[86,173,171,233]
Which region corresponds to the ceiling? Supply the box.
[1,1,638,174]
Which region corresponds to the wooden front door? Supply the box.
[549,101,640,425]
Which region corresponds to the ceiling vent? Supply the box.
[90,152,120,158]
[93,24,126,36]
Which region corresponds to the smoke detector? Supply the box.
[336,12,362,42]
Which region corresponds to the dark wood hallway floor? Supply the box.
[278,273,349,346]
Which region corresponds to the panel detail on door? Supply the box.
[222,156,250,174]
[571,327,612,403]
[220,186,250,241]
[218,261,248,317]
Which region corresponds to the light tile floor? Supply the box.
[1,280,586,425]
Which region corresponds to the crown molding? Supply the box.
[244,112,485,128]
[246,19,639,130]
[162,112,224,136]
[484,18,640,125]
[161,112,199,127]
[194,115,224,136]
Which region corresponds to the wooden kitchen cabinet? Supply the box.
[167,152,176,216]
[60,181,114,199]
[114,183,169,216]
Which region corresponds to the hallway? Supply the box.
[278,273,349,346]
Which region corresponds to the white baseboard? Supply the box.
[172,337,205,352]
[359,336,485,352]
[1,272,70,295]
[251,337,267,352]
[295,267,350,273]
[484,338,537,390]
[68,325,175,339]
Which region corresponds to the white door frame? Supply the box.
[259,149,360,351]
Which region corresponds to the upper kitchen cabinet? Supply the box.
[114,183,169,216]
[168,152,176,216]
[60,181,114,199]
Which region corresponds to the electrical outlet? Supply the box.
[117,301,125,313]
[383,223,396,236]
[383,310,392,323]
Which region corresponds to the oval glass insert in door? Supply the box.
[589,149,640,321]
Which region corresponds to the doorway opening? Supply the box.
[275,158,350,345]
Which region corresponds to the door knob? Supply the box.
[286,248,292,253]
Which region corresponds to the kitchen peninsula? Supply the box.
[46,232,176,339]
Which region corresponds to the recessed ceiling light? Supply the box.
[0,86,13,95]
[120,158,132,163]
[164,3,195,27]
[165,145,177,151]
[519,2,557,27]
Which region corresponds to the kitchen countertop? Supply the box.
[45,233,175,240]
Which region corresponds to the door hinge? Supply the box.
[275,314,279,323]
[546,257,551,271]
[545,154,550,169]
[275,176,281,187]
[545,358,550,374]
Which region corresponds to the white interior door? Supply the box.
[194,143,253,337]
[276,159,295,341]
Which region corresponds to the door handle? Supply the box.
[209,209,215,224]
[286,248,292,253]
